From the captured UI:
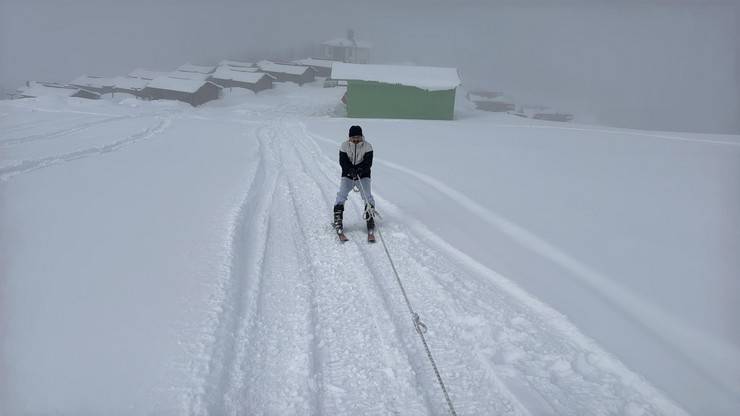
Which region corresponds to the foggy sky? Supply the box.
[1,0,738,134]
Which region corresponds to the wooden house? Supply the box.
[292,58,335,77]
[16,82,100,100]
[256,61,315,85]
[70,75,115,95]
[321,30,371,64]
[112,76,148,97]
[141,72,221,106]
[209,66,274,93]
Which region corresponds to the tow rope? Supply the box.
[355,177,458,416]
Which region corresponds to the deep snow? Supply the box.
[1,83,738,415]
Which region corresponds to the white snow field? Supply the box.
[1,84,738,415]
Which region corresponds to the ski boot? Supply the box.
[333,204,348,241]
[364,203,376,243]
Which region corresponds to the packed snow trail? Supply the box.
[181,116,688,415]
[0,93,701,414]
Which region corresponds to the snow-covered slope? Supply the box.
[1,85,738,415]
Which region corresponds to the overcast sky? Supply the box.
[1,0,738,133]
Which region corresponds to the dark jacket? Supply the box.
[339,139,373,179]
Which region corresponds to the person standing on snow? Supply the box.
[333,125,376,236]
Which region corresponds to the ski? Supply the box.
[338,231,349,242]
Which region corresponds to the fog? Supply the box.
[1,0,738,133]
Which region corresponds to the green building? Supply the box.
[331,63,461,120]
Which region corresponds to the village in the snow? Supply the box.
[7,31,573,122]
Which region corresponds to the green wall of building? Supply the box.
[346,81,456,120]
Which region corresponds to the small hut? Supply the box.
[141,73,221,106]
[16,82,100,100]
[209,67,274,93]
[219,60,256,70]
[467,90,516,112]
[321,30,371,64]
[292,58,335,77]
[176,63,216,75]
[112,76,148,97]
[70,75,115,95]
[331,63,461,120]
[256,61,315,85]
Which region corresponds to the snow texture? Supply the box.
[146,73,213,93]
[69,75,115,89]
[1,83,737,415]
[257,61,311,76]
[177,63,216,74]
[16,84,80,98]
[293,58,336,69]
[211,67,269,84]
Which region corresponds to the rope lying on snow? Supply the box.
[355,177,458,416]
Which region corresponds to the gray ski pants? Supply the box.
[335,177,375,207]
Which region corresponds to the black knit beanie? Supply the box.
[349,125,363,137]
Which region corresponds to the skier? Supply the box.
[333,125,376,242]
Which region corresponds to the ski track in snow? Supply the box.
[0,114,133,147]
[298,122,689,416]
[0,114,90,135]
[374,156,740,395]
[180,111,688,415]
[490,123,740,147]
[0,115,172,181]
[284,121,527,416]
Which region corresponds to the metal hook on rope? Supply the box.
[413,313,428,335]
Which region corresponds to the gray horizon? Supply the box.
[1,0,738,134]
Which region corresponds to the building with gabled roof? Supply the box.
[15,82,100,100]
[140,72,221,106]
[112,76,148,96]
[177,63,216,74]
[292,58,335,77]
[466,90,516,112]
[209,67,274,93]
[256,61,315,85]
[70,75,115,94]
[219,60,255,69]
[331,63,461,120]
[321,30,371,64]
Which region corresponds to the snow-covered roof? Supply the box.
[331,63,461,91]
[210,67,270,84]
[146,74,218,93]
[70,75,115,88]
[177,63,216,74]
[322,38,372,48]
[127,68,168,80]
[18,84,79,98]
[257,61,310,76]
[170,71,210,81]
[219,59,254,68]
[468,91,514,103]
[292,58,336,69]
[113,76,148,90]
